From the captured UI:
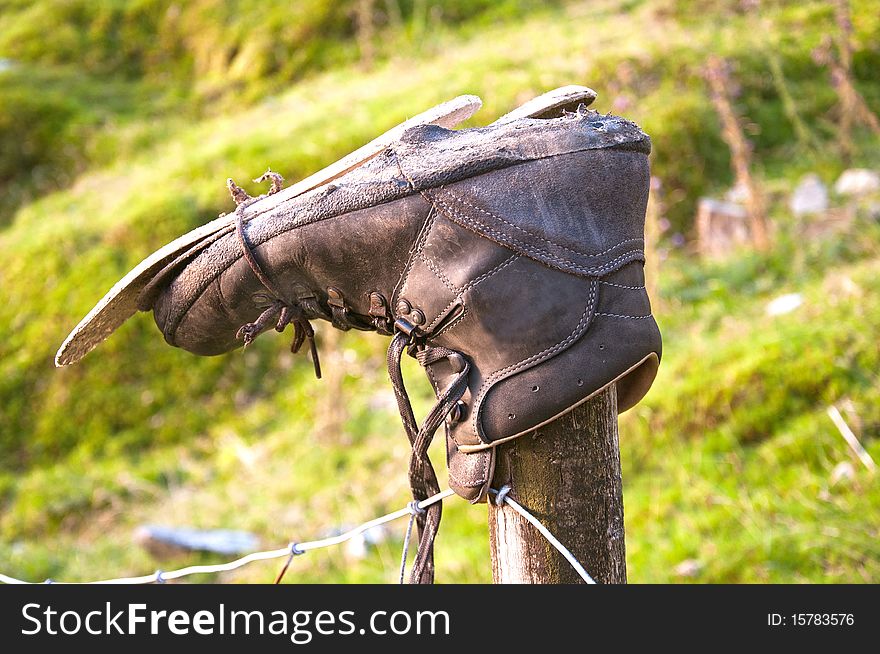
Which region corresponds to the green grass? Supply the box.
[623,245,880,583]
[0,0,879,583]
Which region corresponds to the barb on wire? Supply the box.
[273,542,305,585]
[489,485,597,584]
[398,500,426,584]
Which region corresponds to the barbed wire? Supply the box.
[0,486,595,585]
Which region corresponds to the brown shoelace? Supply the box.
[235,208,470,583]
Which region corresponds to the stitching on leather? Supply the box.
[419,253,458,293]
[424,254,518,333]
[460,254,518,293]
[599,280,645,290]
[172,148,635,334]
[471,279,598,439]
[433,303,467,338]
[595,311,653,320]
[389,151,431,306]
[428,193,643,276]
[425,297,461,333]
[435,187,644,259]
[431,193,642,273]
[175,200,432,341]
[173,153,422,337]
[446,446,490,487]
[447,454,489,488]
[395,207,437,304]
[478,281,597,389]
[173,154,630,339]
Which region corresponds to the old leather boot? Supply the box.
[56,88,661,583]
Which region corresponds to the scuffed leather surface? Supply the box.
[398,146,658,452]
[395,112,650,189]
[153,112,649,351]
[156,193,431,354]
[420,149,649,277]
[423,353,496,502]
[464,262,661,448]
[145,110,661,503]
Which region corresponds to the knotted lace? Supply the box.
[387,331,470,584]
[236,208,359,377]
[235,207,470,584]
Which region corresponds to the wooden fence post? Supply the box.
[488,384,626,584]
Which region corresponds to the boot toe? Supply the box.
[152,273,243,356]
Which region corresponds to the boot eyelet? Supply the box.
[448,353,466,373]
[446,400,466,426]
[326,286,345,309]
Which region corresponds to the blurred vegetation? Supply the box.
[0,0,878,583]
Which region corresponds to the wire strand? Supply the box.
[0,486,596,585]
[489,486,596,584]
[0,490,454,585]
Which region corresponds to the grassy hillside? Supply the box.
[1,0,878,583]
[0,0,558,220]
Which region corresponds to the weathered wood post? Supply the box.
[488,384,626,584]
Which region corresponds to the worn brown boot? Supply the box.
[56,87,661,583]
